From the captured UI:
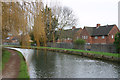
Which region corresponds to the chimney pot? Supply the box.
[96,24,101,28]
[72,26,76,29]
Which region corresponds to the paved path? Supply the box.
[2,49,21,78]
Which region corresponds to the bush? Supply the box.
[114,32,120,53]
[74,39,86,45]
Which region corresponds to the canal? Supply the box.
[7,47,120,78]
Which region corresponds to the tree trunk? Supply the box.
[52,32,56,47]
[36,39,40,47]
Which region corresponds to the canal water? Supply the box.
[7,47,120,78]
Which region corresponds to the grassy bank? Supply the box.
[4,45,120,58]
[2,49,11,69]
[2,48,29,78]
[17,51,30,78]
[44,47,120,58]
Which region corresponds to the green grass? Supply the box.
[3,45,120,58]
[2,49,11,69]
[47,47,120,57]
[30,46,120,58]
[17,51,30,78]
[2,48,29,78]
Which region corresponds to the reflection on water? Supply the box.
[6,47,120,78]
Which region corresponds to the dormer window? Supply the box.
[95,36,98,39]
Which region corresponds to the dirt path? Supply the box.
[2,49,21,78]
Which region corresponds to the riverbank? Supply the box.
[4,45,120,62]
[3,45,120,62]
[45,47,120,62]
[17,50,30,78]
[3,45,120,78]
[2,49,11,69]
[2,48,29,78]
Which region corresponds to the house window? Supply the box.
[86,36,88,39]
[95,36,98,39]
[112,35,114,39]
[102,36,105,39]
[84,36,86,39]
[67,38,70,40]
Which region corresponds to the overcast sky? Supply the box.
[44,0,120,28]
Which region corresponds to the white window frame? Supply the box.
[84,36,86,39]
[67,38,70,40]
[112,35,114,39]
[95,36,98,39]
[102,36,105,39]
[86,36,88,39]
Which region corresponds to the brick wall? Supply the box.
[91,36,107,44]
[80,28,92,44]
[74,28,82,40]
[107,25,120,44]
[57,39,72,43]
[80,25,120,44]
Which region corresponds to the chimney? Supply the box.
[72,26,76,29]
[96,24,101,28]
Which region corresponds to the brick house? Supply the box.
[56,26,82,43]
[80,24,120,44]
[3,36,20,45]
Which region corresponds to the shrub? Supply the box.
[114,32,120,53]
[74,39,86,45]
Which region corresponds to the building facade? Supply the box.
[80,24,120,44]
[56,26,82,43]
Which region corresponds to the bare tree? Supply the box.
[57,7,77,30]
[52,6,77,39]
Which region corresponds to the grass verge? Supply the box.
[31,46,120,58]
[3,45,120,58]
[17,51,30,78]
[49,47,120,58]
[2,48,29,78]
[2,49,11,69]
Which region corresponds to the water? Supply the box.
[7,47,120,78]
